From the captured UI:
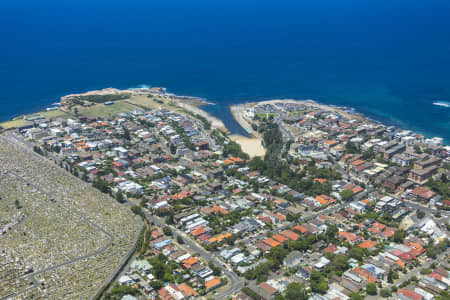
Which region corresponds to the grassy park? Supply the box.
[77,102,139,118]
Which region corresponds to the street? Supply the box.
[141,209,244,299]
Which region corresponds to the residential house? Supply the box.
[283,251,302,268]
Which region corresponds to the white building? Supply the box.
[117,180,143,195]
[425,137,443,147]
[114,147,129,159]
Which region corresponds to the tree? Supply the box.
[349,293,364,300]
[208,261,222,276]
[285,282,308,300]
[177,235,184,244]
[170,143,176,154]
[417,210,425,219]
[152,262,165,280]
[149,280,163,290]
[414,145,422,153]
[310,271,328,294]
[104,283,141,300]
[332,255,349,272]
[326,224,338,241]
[420,268,432,275]
[82,172,89,182]
[366,283,377,296]
[340,189,354,202]
[223,140,249,160]
[380,288,391,298]
[393,230,406,243]
[163,226,172,236]
[387,269,394,283]
[166,212,175,225]
[349,247,364,261]
[439,290,450,299]
[123,127,130,140]
[426,239,450,259]
[131,205,143,216]
[225,234,239,246]
[345,142,359,154]
[115,191,125,203]
[93,178,110,194]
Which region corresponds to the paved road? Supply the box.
[141,209,244,299]
[232,199,357,254]
[403,199,450,218]
[384,190,450,227]
[5,131,243,298]
[274,113,294,157]
[377,248,450,296]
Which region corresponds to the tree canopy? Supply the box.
[285,282,308,300]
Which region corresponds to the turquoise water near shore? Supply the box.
[1,0,449,142]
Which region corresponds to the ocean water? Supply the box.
[1,0,450,142]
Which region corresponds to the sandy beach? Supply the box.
[229,104,266,157]
[229,134,265,158]
[228,98,367,158]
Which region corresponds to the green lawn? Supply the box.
[124,95,163,110]
[0,119,32,129]
[255,112,278,120]
[78,102,138,118]
[39,109,72,119]
[0,103,137,130]
[0,109,72,130]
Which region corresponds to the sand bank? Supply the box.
[230,134,265,158]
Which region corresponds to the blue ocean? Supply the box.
[1,0,450,141]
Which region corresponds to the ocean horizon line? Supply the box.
[1,85,448,144]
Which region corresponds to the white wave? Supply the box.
[433,101,450,108]
[128,84,152,90]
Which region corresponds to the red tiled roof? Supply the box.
[259,282,278,295]
[323,244,338,254]
[358,240,377,249]
[205,277,221,290]
[411,187,435,200]
[272,234,288,243]
[398,289,423,300]
[262,238,280,248]
[281,230,300,241]
[178,283,198,297]
[351,159,365,166]
[292,225,307,234]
